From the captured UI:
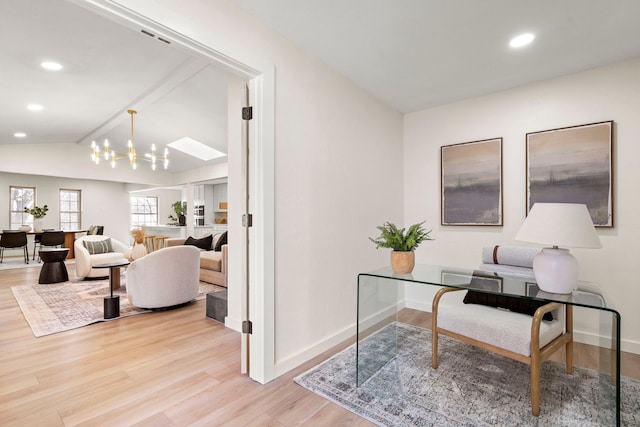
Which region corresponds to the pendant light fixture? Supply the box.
[90,109,169,170]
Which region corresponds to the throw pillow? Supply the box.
[83,238,113,255]
[212,233,222,250]
[184,235,213,251]
[214,231,227,251]
[463,291,554,321]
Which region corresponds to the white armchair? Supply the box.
[75,235,129,279]
[126,245,200,309]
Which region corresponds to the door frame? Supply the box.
[75,0,276,383]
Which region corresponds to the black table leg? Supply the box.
[103,266,121,319]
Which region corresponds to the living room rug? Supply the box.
[295,322,640,427]
[11,279,222,337]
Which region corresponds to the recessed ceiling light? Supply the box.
[27,104,43,111]
[41,61,63,71]
[509,33,535,48]
[168,137,226,161]
[14,132,27,138]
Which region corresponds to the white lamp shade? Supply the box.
[515,203,601,294]
[515,203,601,249]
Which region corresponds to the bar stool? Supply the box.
[144,235,156,253]
[153,235,169,251]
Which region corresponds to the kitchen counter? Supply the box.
[145,225,186,238]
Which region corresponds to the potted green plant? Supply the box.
[24,204,48,232]
[370,221,433,274]
[168,201,187,226]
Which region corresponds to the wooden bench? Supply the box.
[432,286,573,416]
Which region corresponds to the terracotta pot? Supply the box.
[390,251,415,274]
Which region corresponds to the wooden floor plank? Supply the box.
[1,263,637,426]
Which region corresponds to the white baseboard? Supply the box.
[274,303,401,378]
[274,297,640,380]
[573,331,640,355]
[224,316,242,333]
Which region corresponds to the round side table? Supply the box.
[38,248,69,284]
[93,260,130,319]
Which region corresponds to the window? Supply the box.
[10,186,35,229]
[59,189,81,231]
[130,196,158,226]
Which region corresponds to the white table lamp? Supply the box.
[515,203,601,294]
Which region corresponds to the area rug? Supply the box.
[11,279,222,337]
[295,322,640,427]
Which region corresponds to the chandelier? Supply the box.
[90,109,169,170]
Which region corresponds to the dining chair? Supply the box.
[32,228,55,260]
[0,231,29,264]
[37,231,66,263]
[87,225,104,235]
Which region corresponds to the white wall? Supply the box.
[0,172,131,245]
[106,0,405,377]
[0,143,174,187]
[404,58,640,353]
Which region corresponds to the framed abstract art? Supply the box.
[441,138,503,226]
[525,120,613,227]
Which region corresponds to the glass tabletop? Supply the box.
[356,264,621,425]
[361,264,611,311]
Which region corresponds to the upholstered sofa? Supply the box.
[166,233,227,287]
[75,235,129,279]
[127,245,200,309]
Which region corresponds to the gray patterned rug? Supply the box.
[11,279,222,337]
[295,322,640,426]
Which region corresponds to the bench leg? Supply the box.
[432,328,439,369]
[530,357,540,416]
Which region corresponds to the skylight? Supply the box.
[167,137,226,161]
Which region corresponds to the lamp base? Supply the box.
[532,247,578,294]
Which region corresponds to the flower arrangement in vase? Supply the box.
[24,204,48,232]
[168,201,187,226]
[130,226,147,260]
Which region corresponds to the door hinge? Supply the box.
[242,213,253,227]
[242,320,253,334]
[242,106,253,120]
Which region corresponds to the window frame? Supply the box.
[130,196,159,227]
[59,188,82,231]
[9,186,36,229]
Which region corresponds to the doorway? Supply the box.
[78,0,276,383]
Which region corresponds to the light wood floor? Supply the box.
[1,265,638,426]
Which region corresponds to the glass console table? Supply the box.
[357,264,621,425]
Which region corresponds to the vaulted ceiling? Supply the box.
[0,0,230,174]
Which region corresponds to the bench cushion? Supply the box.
[438,303,563,356]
